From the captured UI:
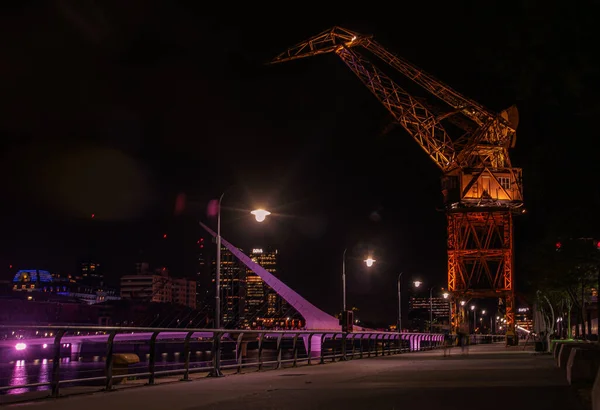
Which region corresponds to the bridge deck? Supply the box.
[5,344,586,410]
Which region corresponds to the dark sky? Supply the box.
[0,2,597,323]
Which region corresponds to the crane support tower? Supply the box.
[270,27,524,345]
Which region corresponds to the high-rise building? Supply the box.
[196,236,210,309]
[245,247,291,329]
[211,246,246,328]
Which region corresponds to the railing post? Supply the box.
[181,331,194,381]
[148,331,159,385]
[350,334,357,359]
[330,334,337,362]
[292,333,299,367]
[257,333,264,371]
[236,332,244,374]
[50,329,65,398]
[341,331,347,361]
[374,334,380,357]
[367,334,372,357]
[208,331,223,377]
[276,334,283,370]
[319,334,326,364]
[104,330,118,391]
[307,333,314,365]
[359,334,364,359]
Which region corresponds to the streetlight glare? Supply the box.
[413,280,422,288]
[442,292,449,299]
[470,305,475,310]
[482,310,486,314]
[364,257,376,267]
[251,209,271,222]
[460,300,466,306]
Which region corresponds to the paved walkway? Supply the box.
[4,344,587,410]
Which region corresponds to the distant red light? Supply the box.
[91,213,95,218]
[596,240,600,249]
[200,244,204,248]
[9,265,13,269]
[163,234,167,239]
[556,241,562,250]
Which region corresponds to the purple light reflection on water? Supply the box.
[9,360,28,395]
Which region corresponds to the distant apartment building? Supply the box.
[409,297,451,320]
[120,263,196,308]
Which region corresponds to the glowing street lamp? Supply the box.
[251,209,271,222]
[442,292,450,299]
[413,280,422,288]
[364,257,376,267]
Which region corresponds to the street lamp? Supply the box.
[470,305,476,333]
[341,248,374,361]
[213,194,270,376]
[443,292,451,330]
[251,209,271,222]
[342,249,375,312]
[397,272,403,333]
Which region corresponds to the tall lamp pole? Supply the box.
[210,197,270,377]
[342,248,347,313]
[429,287,433,334]
[397,272,403,333]
[215,193,225,333]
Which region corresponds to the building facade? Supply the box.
[120,263,196,308]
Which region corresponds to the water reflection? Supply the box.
[10,360,28,394]
[37,359,50,392]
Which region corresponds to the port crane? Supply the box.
[270,27,524,343]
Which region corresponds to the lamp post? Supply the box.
[341,250,375,360]
[443,292,451,330]
[471,305,476,334]
[397,272,403,333]
[211,194,270,377]
[342,250,375,312]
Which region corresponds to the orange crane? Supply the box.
[270,27,524,344]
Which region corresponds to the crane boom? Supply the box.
[338,46,456,170]
[271,27,509,133]
[272,27,455,171]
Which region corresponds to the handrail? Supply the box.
[0,325,449,402]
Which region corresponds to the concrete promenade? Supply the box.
[5,344,586,410]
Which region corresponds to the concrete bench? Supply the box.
[567,346,600,385]
[558,342,594,368]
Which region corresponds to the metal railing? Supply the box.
[0,325,444,400]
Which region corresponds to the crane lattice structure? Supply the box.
[270,27,524,343]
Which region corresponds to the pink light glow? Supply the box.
[15,343,27,351]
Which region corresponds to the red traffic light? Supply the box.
[555,241,562,250]
[163,234,167,239]
[596,240,600,250]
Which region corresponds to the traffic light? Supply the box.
[555,241,562,251]
[596,240,600,251]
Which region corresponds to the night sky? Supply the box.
[0,2,597,323]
